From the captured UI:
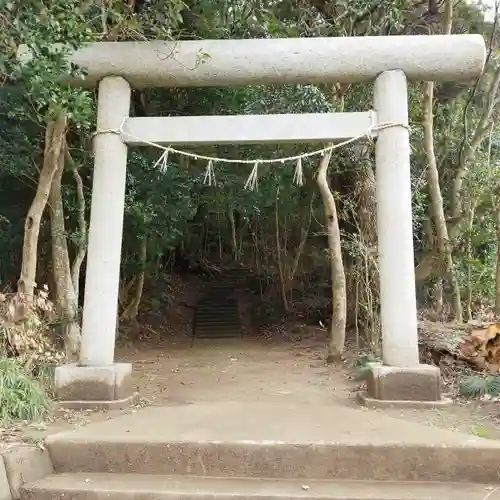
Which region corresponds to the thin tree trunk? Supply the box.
[121,235,148,321]
[495,204,500,316]
[16,117,67,311]
[275,186,289,311]
[48,135,81,358]
[452,66,500,225]
[423,81,463,322]
[423,1,463,322]
[353,166,379,343]
[65,145,87,299]
[228,209,238,260]
[316,149,347,362]
[119,276,136,309]
[465,202,476,321]
[288,192,315,282]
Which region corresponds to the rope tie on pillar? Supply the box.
[91,114,411,191]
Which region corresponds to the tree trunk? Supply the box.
[121,235,148,321]
[275,186,289,311]
[16,117,67,310]
[48,135,81,359]
[119,276,136,309]
[352,166,379,343]
[228,209,238,260]
[423,81,463,322]
[495,204,500,316]
[422,0,463,322]
[355,166,377,248]
[316,149,347,362]
[452,67,500,226]
[66,146,87,299]
[288,192,315,282]
[465,202,476,321]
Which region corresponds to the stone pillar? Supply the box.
[374,70,419,368]
[80,76,130,367]
[54,76,133,409]
[361,70,443,406]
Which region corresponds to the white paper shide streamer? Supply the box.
[293,157,304,186]
[203,159,217,186]
[244,161,259,191]
[153,148,170,173]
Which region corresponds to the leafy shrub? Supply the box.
[459,374,500,399]
[0,358,51,423]
[353,353,381,380]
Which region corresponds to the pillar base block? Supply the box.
[54,362,133,408]
[363,363,443,403]
[357,392,453,409]
[54,394,138,411]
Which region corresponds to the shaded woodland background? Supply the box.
[1,0,500,379]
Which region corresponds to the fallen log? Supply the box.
[418,320,500,373]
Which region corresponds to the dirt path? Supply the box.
[117,332,500,439]
[3,323,500,449]
[119,335,351,406]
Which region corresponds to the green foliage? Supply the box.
[0,0,498,332]
[471,426,490,438]
[0,358,51,423]
[5,0,94,123]
[459,375,500,399]
[352,353,381,380]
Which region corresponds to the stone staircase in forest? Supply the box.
[192,267,248,342]
[20,402,500,500]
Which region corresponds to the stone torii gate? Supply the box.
[48,35,485,408]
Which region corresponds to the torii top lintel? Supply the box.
[22,35,486,88]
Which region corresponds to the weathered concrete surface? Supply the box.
[21,473,500,500]
[54,362,133,402]
[122,112,376,146]
[80,76,131,368]
[18,35,486,88]
[366,364,442,401]
[357,392,453,409]
[2,446,53,499]
[374,71,419,368]
[53,394,137,411]
[0,459,10,500]
[45,402,500,483]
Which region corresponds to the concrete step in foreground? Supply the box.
[21,473,500,500]
[24,403,500,499]
[42,403,500,484]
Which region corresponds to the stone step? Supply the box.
[197,295,238,301]
[204,286,243,291]
[195,305,239,311]
[196,297,238,310]
[194,323,241,332]
[197,312,239,320]
[194,314,241,322]
[195,306,240,313]
[194,326,241,333]
[196,305,239,311]
[195,310,241,321]
[194,289,241,339]
[21,473,498,500]
[206,281,244,288]
[194,330,242,339]
[194,322,242,331]
[44,403,500,484]
[201,286,240,291]
[194,320,241,326]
